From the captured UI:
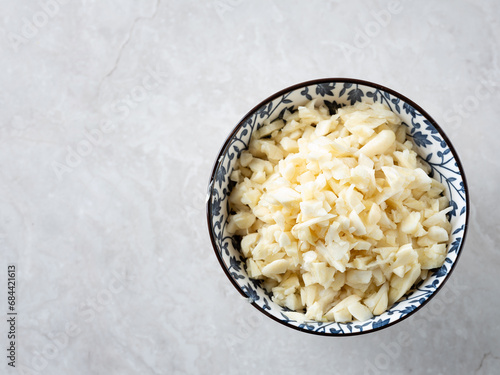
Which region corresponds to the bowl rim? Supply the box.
[206,77,470,336]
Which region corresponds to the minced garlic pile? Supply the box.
[227,100,451,323]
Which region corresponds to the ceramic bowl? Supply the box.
[206,78,469,336]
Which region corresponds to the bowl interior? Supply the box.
[207,79,468,335]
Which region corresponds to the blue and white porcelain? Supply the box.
[206,79,469,336]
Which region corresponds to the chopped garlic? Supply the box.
[228,101,451,322]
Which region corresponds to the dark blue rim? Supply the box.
[206,78,470,336]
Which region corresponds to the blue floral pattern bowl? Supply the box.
[206,79,469,336]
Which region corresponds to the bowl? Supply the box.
[206,78,469,336]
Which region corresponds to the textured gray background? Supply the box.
[1,0,499,374]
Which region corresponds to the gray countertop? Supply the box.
[1,0,499,374]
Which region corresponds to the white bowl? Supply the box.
[207,78,469,335]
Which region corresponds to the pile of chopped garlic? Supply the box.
[227,100,451,323]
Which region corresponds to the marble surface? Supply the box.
[0,0,499,374]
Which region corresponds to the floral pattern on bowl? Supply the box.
[207,79,469,336]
